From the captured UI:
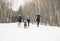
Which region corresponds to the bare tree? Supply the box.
[18,0,60,26]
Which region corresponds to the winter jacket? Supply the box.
[27,16,30,22]
[36,15,41,22]
[17,16,22,22]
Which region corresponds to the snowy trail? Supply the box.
[0,23,60,41]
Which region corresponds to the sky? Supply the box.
[9,0,32,11]
[11,0,25,11]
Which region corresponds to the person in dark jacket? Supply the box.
[36,15,41,27]
[26,16,30,26]
[17,15,22,27]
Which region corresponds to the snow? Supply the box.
[0,22,60,41]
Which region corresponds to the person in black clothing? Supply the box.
[36,15,41,27]
[17,15,22,27]
[27,16,30,26]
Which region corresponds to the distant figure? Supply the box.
[36,15,41,27]
[17,15,22,27]
[27,16,30,26]
[24,19,27,29]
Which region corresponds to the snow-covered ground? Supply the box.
[0,22,60,41]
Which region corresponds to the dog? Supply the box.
[24,20,27,29]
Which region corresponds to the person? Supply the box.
[36,15,41,27]
[26,16,30,26]
[17,15,22,27]
[24,19,27,29]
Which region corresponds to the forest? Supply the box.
[0,0,60,26]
